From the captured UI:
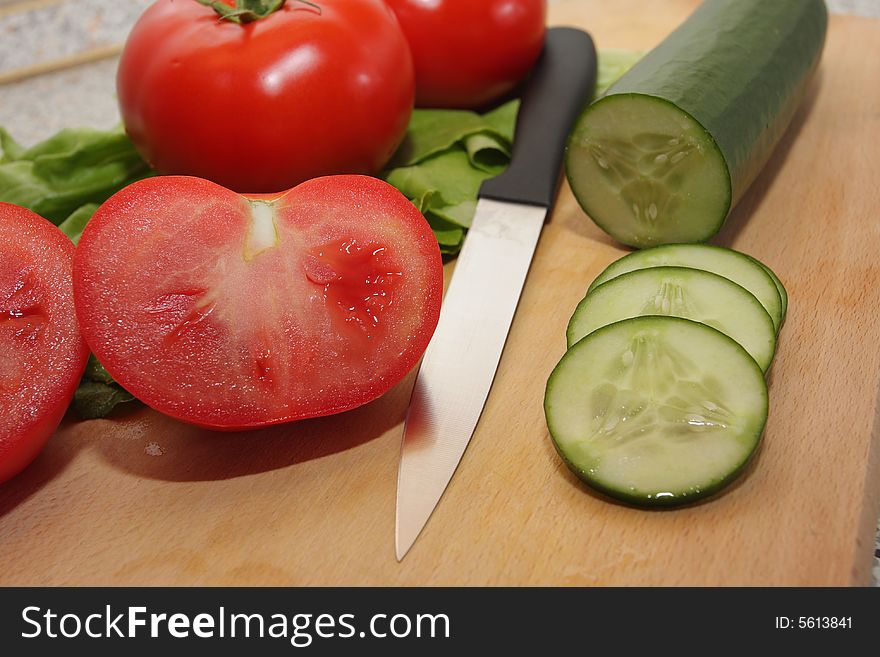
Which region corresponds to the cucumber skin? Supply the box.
[747,254,789,328]
[545,317,769,508]
[606,0,827,207]
[554,444,759,508]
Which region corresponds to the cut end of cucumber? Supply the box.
[546,317,767,506]
[566,93,731,248]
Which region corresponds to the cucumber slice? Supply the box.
[747,255,789,327]
[566,0,827,247]
[587,244,784,332]
[567,266,776,371]
[545,316,768,506]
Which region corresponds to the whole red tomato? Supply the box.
[385,0,546,109]
[117,0,414,193]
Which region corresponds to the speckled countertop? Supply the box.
[0,0,151,143]
[0,0,878,586]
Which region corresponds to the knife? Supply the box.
[395,27,597,560]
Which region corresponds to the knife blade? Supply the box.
[395,27,597,561]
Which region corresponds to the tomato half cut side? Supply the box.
[73,175,443,430]
[0,203,89,483]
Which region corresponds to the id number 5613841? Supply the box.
[775,617,852,629]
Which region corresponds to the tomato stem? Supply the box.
[194,0,321,24]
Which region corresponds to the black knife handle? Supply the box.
[479,27,596,212]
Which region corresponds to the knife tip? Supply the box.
[395,529,414,562]
[396,512,426,562]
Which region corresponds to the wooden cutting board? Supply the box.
[1,0,878,586]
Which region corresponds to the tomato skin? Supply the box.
[385,0,546,109]
[73,175,442,430]
[0,203,89,483]
[117,0,415,193]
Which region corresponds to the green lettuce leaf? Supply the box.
[57,202,100,245]
[71,355,137,420]
[596,49,644,97]
[0,125,151,226]
[72,382,137,420]
[382,100,517,252]
[389,109,500,167]
[481,99,519,143]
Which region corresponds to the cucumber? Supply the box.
[587,244,784,332]
[545,316,768,506]
[747,255,789,326]
[568,266,776,371]
[565,0,827,247]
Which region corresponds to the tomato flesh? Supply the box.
[306,238,403,340]
[73,175,443,429]
[0,203,88,483]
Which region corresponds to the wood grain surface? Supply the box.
[1,0,879,586]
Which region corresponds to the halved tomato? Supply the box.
[1,203,89,483]
[73,175,442,429]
